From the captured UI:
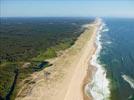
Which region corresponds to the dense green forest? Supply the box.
[0,17,93,99]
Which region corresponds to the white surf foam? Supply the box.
[86,19,110,100]
[122,74,134,89]
[102,28,109,32]
[105,41,112,44]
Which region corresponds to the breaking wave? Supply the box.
[86,19,110,100]
[122,74,134,89]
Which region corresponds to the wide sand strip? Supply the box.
[16,19,101,100]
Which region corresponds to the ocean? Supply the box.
[88,18,134,100]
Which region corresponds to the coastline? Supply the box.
[83,19,102,100]
[85,18,111,100]
[83,51,97,100]
[16,19,101,100]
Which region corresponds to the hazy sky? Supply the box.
[0,0,134,17]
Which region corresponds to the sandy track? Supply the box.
[16,19,100,100]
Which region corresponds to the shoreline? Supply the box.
[63,19,101,100]
[83,50,97,100]
[83,19,102,100]
[85,18,111,100]
[16,19,101,100]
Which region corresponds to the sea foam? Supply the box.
[122,74,134,89]
[86,19,110,100]
[102,28,109,32]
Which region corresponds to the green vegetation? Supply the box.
[0,63,17,98]
[0,61,51,100]
[0,17,93,99]
[33,47,57,61]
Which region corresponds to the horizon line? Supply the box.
[0,16,134,19]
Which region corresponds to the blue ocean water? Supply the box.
[100,18,134,100]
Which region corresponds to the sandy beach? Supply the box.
[16,19,101,100]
